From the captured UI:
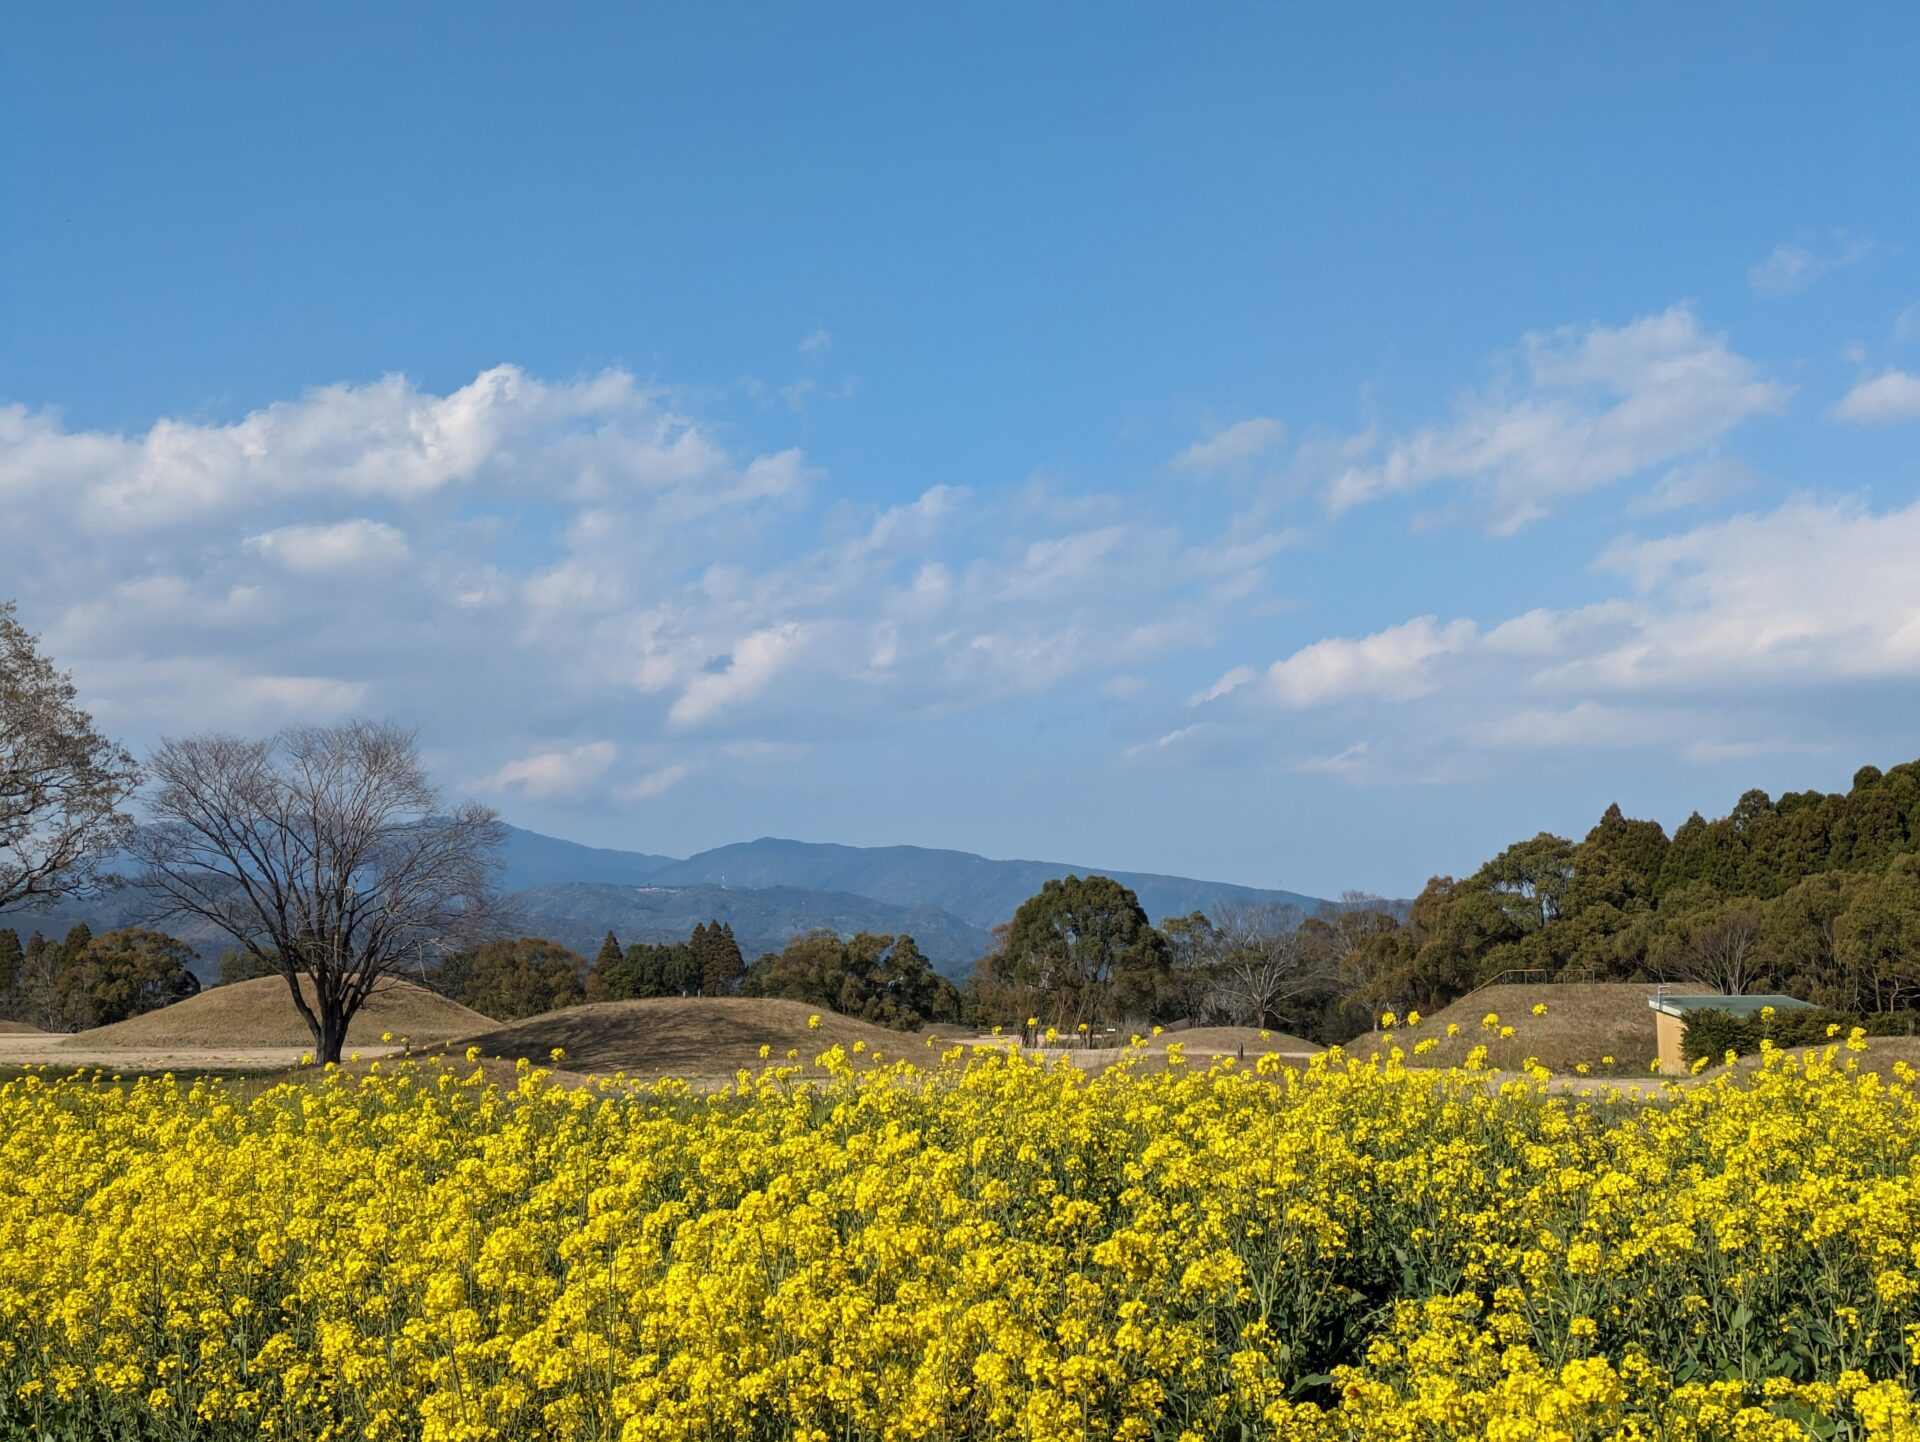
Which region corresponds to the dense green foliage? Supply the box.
[586,922,744,1000]
[0,923,199,1030]
[975,873,1174,1027]
[742,929,961,1029]
[428,937,587,1021]
[1342,760,1920,1019]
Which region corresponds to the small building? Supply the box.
[1647,991,1814,1074]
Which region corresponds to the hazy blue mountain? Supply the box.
[497,825,675,891]
[641,837,1330,930]
[506,882,992,977]
[3,827,1340,988]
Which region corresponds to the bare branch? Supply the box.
[133,719,505,1061]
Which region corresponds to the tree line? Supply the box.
[0,923,199,1031]
[8,595,1919,1056]
[1339,764,1920,1021]
[421,922,965,1033]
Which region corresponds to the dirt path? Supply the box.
[0,1035,404,1073]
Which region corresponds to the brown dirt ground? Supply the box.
[1003,1025,1323,1077]
[1347,982,1722,1075]
[73,977,492,1050]
[453,996,922,1081]
[1154,1025,1319,1054]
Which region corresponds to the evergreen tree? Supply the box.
[432,938,586,1021]
[59,923,92,967]
[703,921,745,996]
[0,928,20,1017]
[594,931,622,973]
[61,929,200,1027]
[989,874,1170,1026]
[688,922,712,995]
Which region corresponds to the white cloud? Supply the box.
[616,762,693,802]
[0,365,768,531]
[1173,417,1284,474]
[481,741,618,801]
[799,328,832,354]
[1124,723,1211,761]
[1747,235,1872,297]
[667,622,811,728]
[1325,305,1790,531]
[1560,497,1920,690]
[1895,304,1920,346]
[245,518,410,574]
[1190,665,1256,706]
[1188,496,1920,780]
[1832,370,1920,425]
[1630,457,1753,514]
[1297,741,1372,778]
[1261,616,1477,708]
[1469,701,1659,750]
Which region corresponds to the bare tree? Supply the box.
[1201,902,1336,1028]
[1,602,141,914]
[1660,900,1767,996]
[133,721,505,1061]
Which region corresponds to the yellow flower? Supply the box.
[807,1013,822,1030]
[1531,1002,1548,1017]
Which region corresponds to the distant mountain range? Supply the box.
[497,828,1330,977]
[5,825,1335,984]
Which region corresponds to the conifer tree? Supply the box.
[593,930,622,976]
[60,923,93,967]
[704,921,745,996]
[0,928,20,1016]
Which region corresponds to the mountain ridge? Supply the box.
[636,834,1329,931]
[6,826,1344,986]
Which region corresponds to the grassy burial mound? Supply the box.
[0,1021,49,1036]
[1349,982,1720,1075]
[456,996,919,1079]
[74,977,492,1050]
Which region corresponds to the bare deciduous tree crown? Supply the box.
[0,601,141,914]
[134,719,505,1061]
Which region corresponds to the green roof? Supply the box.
[1647,993,1812,1018]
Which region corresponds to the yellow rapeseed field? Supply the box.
[0,1024,1916,1441]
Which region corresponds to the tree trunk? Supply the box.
[314,1010,346,1065]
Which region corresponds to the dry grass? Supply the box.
[453,997,919,1081]
[75,978,492,1050]
[0,1021,47,1036]
[1347,982,1721,1075]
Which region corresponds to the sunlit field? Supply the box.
[1,1027,1916,1442]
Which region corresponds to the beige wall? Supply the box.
[1655,1011,1687,1076]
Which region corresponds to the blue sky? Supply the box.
[5,4,1919,897]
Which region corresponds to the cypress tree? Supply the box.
[705,922,745,997]
[689,922,712,995]
[60,923,93,966]
[0,929,20,1012]
[593,931,622,976]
